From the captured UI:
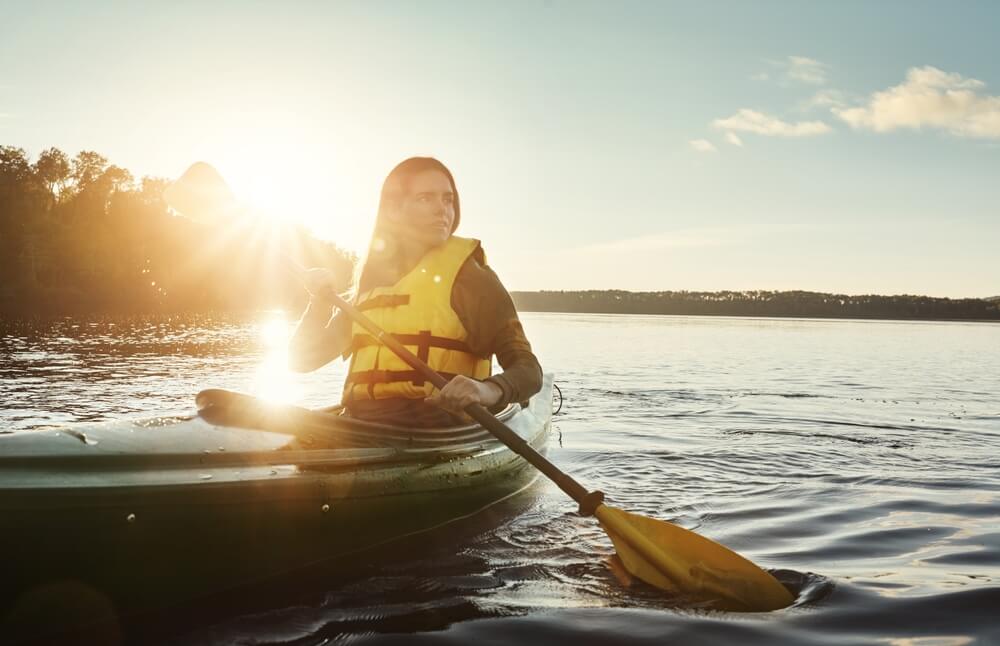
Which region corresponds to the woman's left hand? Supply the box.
[426,375,503,413]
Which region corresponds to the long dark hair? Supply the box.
[354,157,461,295]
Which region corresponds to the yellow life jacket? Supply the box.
[342,236,492,403]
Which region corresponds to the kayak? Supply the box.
[0,374,553,623]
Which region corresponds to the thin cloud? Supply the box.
[799,89,847,111]
[755,56,830,86]
[713,109,832,137]
[787,56,829,85]
[835,66,1000,139]
[725,131,743,147]
[689,139,717,153]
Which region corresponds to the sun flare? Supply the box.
[211,150,375,255]
[251,314,300,403]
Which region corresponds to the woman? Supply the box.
[289,157,543,427]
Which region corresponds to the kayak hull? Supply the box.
[0,375,553,624]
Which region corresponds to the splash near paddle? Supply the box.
[596,506,793,611]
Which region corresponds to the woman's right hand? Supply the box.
[303,267,337,300]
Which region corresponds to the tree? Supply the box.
[33,147,71,205]
[101,165,133,193]
[140,176,169,205]
[71,150,109,191]
[0,145,32,194]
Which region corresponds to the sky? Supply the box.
[2,1,998,297]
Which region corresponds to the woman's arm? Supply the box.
[452,257,544,408]
[486,316,544,406]
[287,299,353,373]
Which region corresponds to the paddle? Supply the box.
[165,162,795,612]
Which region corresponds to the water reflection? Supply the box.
[0,313,346,430]
[249,313,300,403]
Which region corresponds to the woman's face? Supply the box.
[388,169,456,248]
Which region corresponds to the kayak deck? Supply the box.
[0,375,554,627]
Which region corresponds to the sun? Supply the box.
[209,145,375,255]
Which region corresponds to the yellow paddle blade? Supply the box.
[595,504,793,612]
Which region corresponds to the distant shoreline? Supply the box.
[510,290,1000,323]
[517,311,1000,324]
[2,289,998,323]
[1,309,998,326]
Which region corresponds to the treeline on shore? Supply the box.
[0,145,354,315]
[511,290,1000,321]
[4,145,995,322]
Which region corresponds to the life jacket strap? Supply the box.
[356,294,410,312]
[349,332,479,355]
[345,370,462,388]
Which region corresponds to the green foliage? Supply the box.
[0,146,356,315]
[510,290,1000,321]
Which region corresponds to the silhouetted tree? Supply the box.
[70,151,108,190]
[1,145,356,315]
[33,147,71,207]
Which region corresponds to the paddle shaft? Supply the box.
[322,288,601,512]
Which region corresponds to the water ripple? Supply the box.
[3,313,1000,645]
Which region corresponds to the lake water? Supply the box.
[2,312,999,644]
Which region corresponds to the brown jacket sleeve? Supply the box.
[451,252,543,407]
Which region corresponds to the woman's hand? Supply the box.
[425,375,503,413]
